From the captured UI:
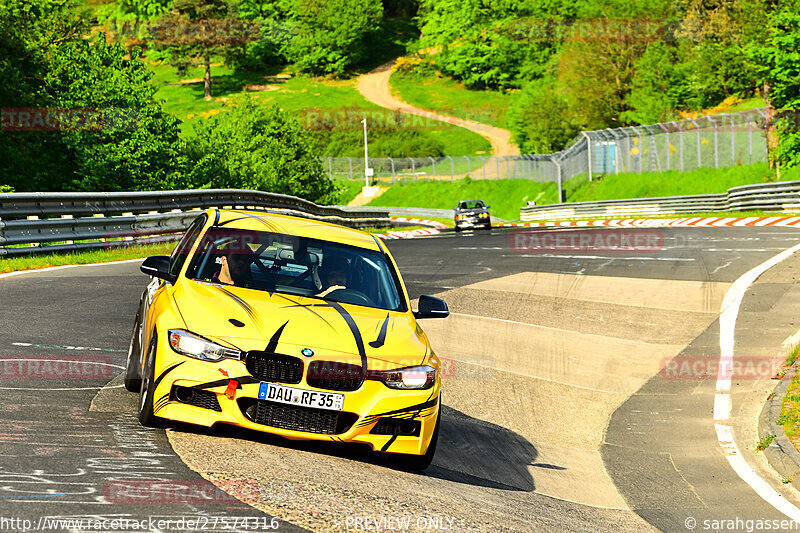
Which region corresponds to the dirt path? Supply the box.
[356,60,519,157]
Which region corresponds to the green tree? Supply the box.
[157,0,236,100]
[0,0,183,192]
[747,9,800,169]
[623,41,691,124]
[185,100,337,203]
[507,79,581,152]
[416,0,572,89]
[284,0,383,75]
[226,0,290,70]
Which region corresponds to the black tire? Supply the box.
[124,311,142,392]
[138,333,164,427]
[484,222,492,229]
[454,225,462,232]
[395,409,440,471]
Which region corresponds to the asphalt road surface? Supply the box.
[2,225,800,532]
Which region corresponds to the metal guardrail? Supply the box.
[0,189,390,257]
[520,181,800,221]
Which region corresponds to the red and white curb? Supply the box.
[389,216,448,229]
[500,216,800,228]
[378,228,440,240]
[377,217,447,239]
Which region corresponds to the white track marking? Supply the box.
[504,254,694,261]
[713,241,800,520]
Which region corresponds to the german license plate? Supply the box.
[258,382,344,411]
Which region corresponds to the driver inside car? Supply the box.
[316,256,349,298]
[214,240,256,287]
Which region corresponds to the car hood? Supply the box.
[172,280,433,368]
[456,208,488,214]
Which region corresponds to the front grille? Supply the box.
[170,385,222,412]
[240,399,358,435]
[306,361,363,392]
[245,351,303,384]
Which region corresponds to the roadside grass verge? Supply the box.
[778,343,800,451]
[780,384,800,450]
[519,210,799,223]
[567,163,800,203]
[366,178,555,221]
[0,242,177,275]
[390,70,511,128]
[333,180,367,205]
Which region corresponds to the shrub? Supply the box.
[184,99,338,203]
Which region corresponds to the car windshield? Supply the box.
[458,200,485,210]
[185,228,406,311]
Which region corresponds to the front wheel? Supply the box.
[138,333,163,427]
[124,311,143,392]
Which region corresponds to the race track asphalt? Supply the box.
[2,225,800,532]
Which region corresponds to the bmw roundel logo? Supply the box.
[301,348,314,357]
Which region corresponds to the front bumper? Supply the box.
[150,338,440,456]
[455,215,491,228]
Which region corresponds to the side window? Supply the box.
[169,215,207,278]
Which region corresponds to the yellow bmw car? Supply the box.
[124,209,449,469]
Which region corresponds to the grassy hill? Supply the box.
[150,63,491,157]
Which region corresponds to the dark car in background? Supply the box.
[454,199,491,231]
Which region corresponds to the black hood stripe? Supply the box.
[328,301,368,381]
[369,314,390,349]
[266,321,289,353]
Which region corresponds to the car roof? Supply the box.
[212,209,381,251]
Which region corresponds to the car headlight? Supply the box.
[372,365,436,390]
[168,329,242,362]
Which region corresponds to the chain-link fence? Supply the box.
[323,108,769,202]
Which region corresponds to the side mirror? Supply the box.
[414,295,449,319]
[140,255,176,283]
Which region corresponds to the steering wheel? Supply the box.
[327,288,374,306]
